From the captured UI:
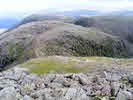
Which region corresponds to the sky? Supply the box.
[0,0,133,17]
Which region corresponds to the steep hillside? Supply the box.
[0,21,128,68]
[74,16,133,56]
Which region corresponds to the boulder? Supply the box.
[23,95,34,100]
[116,91,133,100]
[102,96,109,100]
[65,88,90,100]
[72,73,90,85]
[128,72,133,84]
[0,87,22,100]
[102,71,121,81]
[111,82,122,96]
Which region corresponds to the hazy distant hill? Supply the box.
[107,10,133,16]
[1,9,133,29]
[56,10,101,17]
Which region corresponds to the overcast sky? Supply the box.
[0,0,133,15]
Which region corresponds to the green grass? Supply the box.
[119,58,133,63]
[20,56,133,75]
[75,56,114,61]
[21,56,89,75]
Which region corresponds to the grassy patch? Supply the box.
[119,58,133,63]
[21,56,89,75]
[75,56,114,61]
[20,56,133,75]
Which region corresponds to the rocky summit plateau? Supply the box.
[1,64,133,100]
[1,14,133,100]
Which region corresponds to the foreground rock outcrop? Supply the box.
[0,67,133,100]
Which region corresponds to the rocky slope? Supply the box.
[0,21,128,68]
[1,66,133,100]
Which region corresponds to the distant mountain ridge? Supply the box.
[106,10,133,16]
[1,9,133,28]
[56,10,100,17]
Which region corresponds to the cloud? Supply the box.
[0,0,133,14]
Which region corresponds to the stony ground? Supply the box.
[1,65,133,100]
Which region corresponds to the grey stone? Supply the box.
[128,88,133,93]
[31,88,67,100]
[0,87,21,100]
[72,73,90,85]
[103,72,121,81]
[111,82,122,96]
[48,82,63,88]
[116,91,133,100]
[43,74,56,85]
[13,67,30,74]
[128,72,133,84]
[65,88,90,100]
[53,75,67,85]
[23,95,34,100]
[102,96,109,100]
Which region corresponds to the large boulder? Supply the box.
[116,91,133,100]
[64,88,89,100]
[128,72,133,84]
[0,87,22,100]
